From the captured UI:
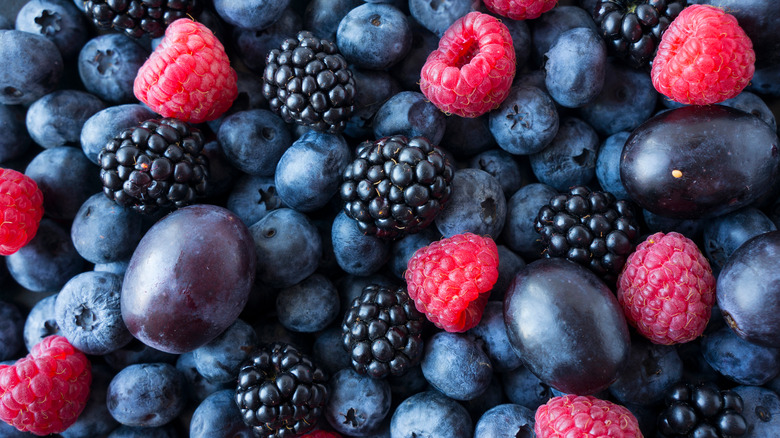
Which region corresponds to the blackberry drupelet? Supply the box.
[262,31,356,134]
[235,342,329,438]
[658,381,748,437]
[339,135,455,240]
[592,0,687,68]
[341,284,426,379]
[84,0,200,39]
[534,186,639,283]
[98,117,208,214]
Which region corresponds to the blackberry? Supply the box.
[235,342,329,438]
[658,381,748,437]
[341,284,426,379]
[98,117,208,214]
[339,135,455,240]
[262,31,356,134]
[534,186,639,283]
[83,0,200,39]
[592,0,687,68]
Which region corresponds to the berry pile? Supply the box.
[1,1,780,437]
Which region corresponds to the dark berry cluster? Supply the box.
[262,31,356,134]
[84,0,200,38]
[658,382,748,437]
[341,284,426,379]
[592,0,687,68]
[534,186,639,282]
[340,135,455,239]
[98,118,208,214]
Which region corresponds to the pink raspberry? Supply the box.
[535,395,642,438]
[651,4,755,105]
[0,168,44,256]
[617,232,716,345]
[482,0,558,21]
[404,232,499,332]
[419,12,516,118]
[0,336,92,436]
[134,18,238,124]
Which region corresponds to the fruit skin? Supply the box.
[133,18,238,124]
[534,394,642,438]
[488,85,559,156]
[419,11,516,118]
[732,385,780,437]
[620,105,780,220]
[189,389,254,438]
[503,258,630,395]
[389,390,473,438]
[420,332,493,401]
[336,3,412,70]
[651,4,755,105]
[0,30,63,106]
[702,326,780,386]
[0,168,44,256]
[404,232,499,333]
[484,0,559,21]
[25,89,105,150]
[16,0,88,59]
[0,335,92,436]
[78,34,149,104]
[121,204,256,354]
[106,362,186,427]
[434,168,507,239]
[543,27,606,108]
[324,368,391,436]
[618,231,716,345]
[474,403,535,438]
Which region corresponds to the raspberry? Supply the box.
[617,231,716,345]
[404,232,499,332]
[650,4,755,105]
[419,12,516,118]
[483,0,558,21]
[0,335,91,436]
[133,18,238,124]
[301,431,343,438]
[534,395,643,438]
[0,168,44,256]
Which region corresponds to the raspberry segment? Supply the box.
[483,0,558,21]
[0,168,44,256]
[617,231,716,345]
[404,232,499,332]
[650,4,755,105]
[419,12,516,118]
[134,18,238,124]
[535,395,642,438]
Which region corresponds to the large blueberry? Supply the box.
[502,365,553,411]
[107,362,187,427]
[421,332,493,401]
[312,326,352,376]
[189,389,254,438]
[26,90,105,149]
[218,109,292,176]
[595,131,631,200]
[435,168,507,239]
[331,211,390,276]
[608,338,683,406]
[276,273,340,333]
[489,85,559,155]
[372,91,446,146]
[325,368,392,436]
[474,403,535,438]
[15,0,88,59]
[71,193,144,264]
[231,8,301,74]
[529,117,599,191]
[390,390,472,438]
[720,91,777,132]
[80,104,156,164]
[78,33,149,104]
[0,30,63,105]
[337,3,412,70]
[192,318,257,385]
[500,183,557,260]
[304,0,361,41]
[703,207,776,273]
[22,294,60,351]
[226,175,285,227]
[531,5,599,63]
[733,385,780,437]
[468,301,522,373]
[408,0,477,36]
[213,0,290,31]
[468,149,524,197]
[702,326,780,386]
[544,27,606,108]
[0,300,23,361]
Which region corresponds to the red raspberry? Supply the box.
[482,0,558,21]
[404,232,499,332]
[419,12,516,118]
[617,232,716,345]
[0,168,44,256]
[650,4,755,105]
[0,336,91,436]
[134,18,238,124]
[301,431,342,438]
[535,394,642,438]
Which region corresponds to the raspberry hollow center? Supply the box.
[452,40,480,69]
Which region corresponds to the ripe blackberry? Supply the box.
[657,381,748,437]
[534,186,639,283]
[262,31,356,134]
[339,135,455,240]
[98,117,208,214]
[592,0,687,68]
[341,284,426,379]
[235,342,329,438]
[83,0,200,39]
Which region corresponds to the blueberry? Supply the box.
[0,104,32,163]
[529,117,599,191]
[372,91,446,146]
[313,326,352,376]
[421,332,493,401]
[344,68,402,139]
[388,227,440,280]
[490,245,526,301]
[748,64,780,97]
[608,338,684,406]
[107,362,187,428]
[703,207,776,273]
[61,364,120,438]
[275,130,351,212]
[26,90,105,149]
[6,218,86,293]
[331,211,390,276]
[0,30,63,105]
[389,22,438,91]
[249,208,322,288]
[22,294,60,351]
[192,318,258,384]
[232,8,302,74]
[468,301,522,373]
[595,131,632,200]
[701,326,780,386]
[325,368,392,436]
[71,193,144,264]
[474,403,535,438]
[217,109,293,177]
[544,27,607,108]
[489,85,559,155]
[408,0,476,37]
[500,182,558,260]
[80,103,156,164]
[213,0,290,31]
[189,389,254,438]
[25,146,102,220]
[435,168,507,239]
[501,365,553,411]
[304,0,362,41]
[54,271,132,355]
[15,0,87,59]
[175,352,231,405]
[531,5,599,63]
[390,390,473,438]
[732,385,780,437]
[226,175,285,227]
[468,149,524,197]
[276,273,340,333]
[721,91,778,132]
[77,33,149,104]
[336,3,412,70]
[0,300,24,361]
